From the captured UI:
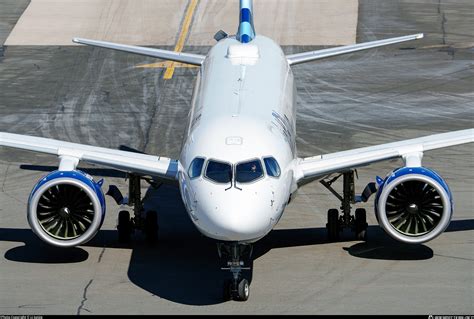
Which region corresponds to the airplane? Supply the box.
[0,0,473,302]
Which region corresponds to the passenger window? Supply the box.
[188,157,205,179]
[264,157,281,177]
[236,160,263,183]
[205,160,232,183]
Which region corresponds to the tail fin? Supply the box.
[237,0,256,43]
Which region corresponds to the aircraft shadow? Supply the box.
[1,183,473,305]
[3,233,90,263]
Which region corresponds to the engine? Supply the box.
[375,166,453,244]
[27,170,106,247]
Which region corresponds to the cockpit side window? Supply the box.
[205,160,232,183]
[188,157,205,179]
[235,159,264,183]
[263,157,281,178]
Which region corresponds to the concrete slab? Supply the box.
[5,0,357,46]
[188,0,358,45]
[0,0,29,46]
[0,0,473,315]
[5,0,187,46]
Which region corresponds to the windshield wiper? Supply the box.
[224,168,242,191]
[233,174,242,191]
[225,171,233,191]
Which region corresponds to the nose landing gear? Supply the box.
[218,242,252,301]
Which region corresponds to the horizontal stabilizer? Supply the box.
[287,33,424,65]
[73,38,205,66]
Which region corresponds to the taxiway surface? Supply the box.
[0,0,473,315]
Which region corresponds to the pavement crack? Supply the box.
[142,82,164,153]
[1,163,10,192]
[434,253,474,262]
[97,247,106,263]
[438,0,447,46]
[18,304,47,309]
[76,279,93,315]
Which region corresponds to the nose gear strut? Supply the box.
[217,242,252,301]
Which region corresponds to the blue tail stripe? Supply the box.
[241,8,251,23]
[240,34,252,44]
[237,0,255,43]
[238,21,254,43]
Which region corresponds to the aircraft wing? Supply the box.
[73,38,205,66]
[287,33,424,65]
[295,129,474,184]
[0,132,178,180]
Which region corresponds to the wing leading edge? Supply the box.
[0,132,178,180]
[296,129,474,183]
[287,33,424,65]
[73,38,205,66]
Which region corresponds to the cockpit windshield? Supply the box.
[263,157,281,177]
[198,158,278,186]
[188,157,205,179]
[205,160,232,183]
[235,159,264,183]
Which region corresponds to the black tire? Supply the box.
[145,210,158,243]
[355,208,368,241]
[326,209,340,242]
[117,210,132,243]
[223,279,232,301]
[235,278,249,301]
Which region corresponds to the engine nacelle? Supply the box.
[27,170,106,247]
[375,166,453,244]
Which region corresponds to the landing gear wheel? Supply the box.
[354,208,368,241]
[145,210,158,243]
[235,278,249,301]
[117,210,132,243]
[326,209,340,242]
[223,279,232,301]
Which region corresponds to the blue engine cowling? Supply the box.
[27,170,106,247]
[375,166,453,244]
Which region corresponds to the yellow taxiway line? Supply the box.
[163,0,199,79]
[135,61,199,69]
[134,0,199,76]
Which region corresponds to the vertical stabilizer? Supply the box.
[237,0,256,43]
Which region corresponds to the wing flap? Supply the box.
[0,132,178,180]
[296,129,474,182]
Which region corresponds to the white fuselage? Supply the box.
[178,35,298,243]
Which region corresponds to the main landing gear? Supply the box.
[109,174,160,243]
[218,243,252,301]
[321,170,371,242]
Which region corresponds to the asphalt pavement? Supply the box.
[0,0,473,315]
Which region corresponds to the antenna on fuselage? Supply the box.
[214,30,228,42]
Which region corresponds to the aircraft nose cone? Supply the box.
[222,204,270,240]
[197,189,273,241]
